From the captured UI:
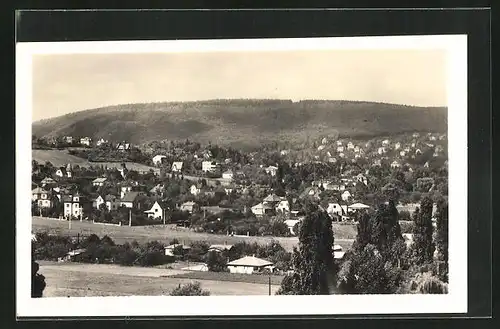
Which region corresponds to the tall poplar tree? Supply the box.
[435,198,449,282]
[411,196,435,265]
[277,202,335,295]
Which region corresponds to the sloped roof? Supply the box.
[32,187,49,194]
[263,194,282,203]
[349,203,370,209]
[251,202,273,210]
[121,191,141,202]
[209,244,233,251]
[104,194,118,201]
[93,177,107,183]
[227,256,273,267]
[172,162,183,169]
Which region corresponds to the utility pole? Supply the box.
[128,208,132,227]
[268,275,271,296]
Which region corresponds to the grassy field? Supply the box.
[32,217,355,252]
[32,149,159,173]
[169,271,284,285]
[38,261,279,297]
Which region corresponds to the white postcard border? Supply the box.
[16,35,468,317]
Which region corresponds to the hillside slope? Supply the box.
[32,100,447,147]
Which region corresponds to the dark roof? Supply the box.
[121,191,141,202]
[104,194,118,201]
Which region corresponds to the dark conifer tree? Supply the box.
[32,261,46,298]
[435,198,449,282]
[277,202,335,295]
[411,196,435,265]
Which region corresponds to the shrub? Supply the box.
[170,282,210,296]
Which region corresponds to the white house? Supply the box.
[347,142,354,150]
[92,177,107,187]
[284,219,301,235]
[63,194,88,219]
[55,167,71,178]
[164,244,191,256]
[202,161,219,172]
[32,187,53,208]
[415,149,422,155]
[265,166,278,176]
[400,151,406,157]
[354,146,360,153]
[327,203,344,217]
[321,137,328,145]
[120,185,132,199]
[227,256,274,274]
[341,190,352,202]
[190,184,202,196]
[382,139,390,146]
[93,195,105,209]
[394,142,401,150]
[336,140,343,146]
[337,146,344,153]
[276,200,290,213]
[96,138,108,146]
[116,142,131,151]
[317,145,326,151]
[171,162,183,172]
[63,136,73,144]
[378,147,386,155]
[222,170,234,180]
[80,137,92,146]
[152,155,167,166]
[391,161,401,168]
[251,202,274,217]
[144,201,168,221]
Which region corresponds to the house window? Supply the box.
[155,209,158,212]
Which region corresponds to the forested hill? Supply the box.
[32,99,447,148]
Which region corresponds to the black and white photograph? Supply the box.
[16,35,468,317]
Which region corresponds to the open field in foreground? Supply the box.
[38,261,280,297]
[32,217,356,252]
[169,271,284,285]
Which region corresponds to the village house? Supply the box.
[120,191,145,209]
[227,256,274,274]
[152,155,167,166]
[355,174,368,186]
[378,147,386,155]
[348,202,370,213]
[333,245,346,260]
[92,177,107,187]
[264,165,278,177]
[354,146,361,153]
[55,166,71,178]
[327,203,345,217]
[347,142,354,150]
[164,244,191,256]
[104,194,119,211]
[171,161,183,173]
[284,219,301,235]
[202,160,219,173]
[394,142,401,150]
[32,187,54,208]
[400,150,406,157]
[317,145,326,151]
[63,136,73,144]
[336,146,344,153]
[58,249,87,262]
[415,149,422,155]
[280,150,289,156]
[41,177,57,187]
[276,199,290,213]
[299,186,322,200]
[120,184,132,199]
[96,138,108,146]
[338,152,345,158]
[149,184,164,197]
[80,137,92,146]
[116,142,131,151]
[63,193,90,219]
[321,137,328,145]
[328,157,337,163]
[412,133,420,138]
[222,170,234,180]
[382,139,390,146]
[251,202,275,217]
[144,201,169,221]
[336,140,343,146]
[391,160,401,168]
[190,184,202,196]
[179,201,198,214]
[341,190,352,202]
[93,195,105,209]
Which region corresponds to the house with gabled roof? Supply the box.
[120,191,145,209]
[144,200,169,221]
[41,177,57,187]
[180,201,199,214]
[171,161,183,172]
[152,155,167,166]
[227,256,274,274]
[104,194,119,211]
[92,177,107,187]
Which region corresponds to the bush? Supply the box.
[170,282,210,296]
[399,221,414,234]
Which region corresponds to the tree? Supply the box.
[170,282,210,296]
[205,250,228,272]
[435,198,449,282]
[277,203,335,295]
[32,261,46,297]
[411,196,435,265]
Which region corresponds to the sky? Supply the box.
[32,49,447,121]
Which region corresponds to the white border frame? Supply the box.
[16,35,467,317]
